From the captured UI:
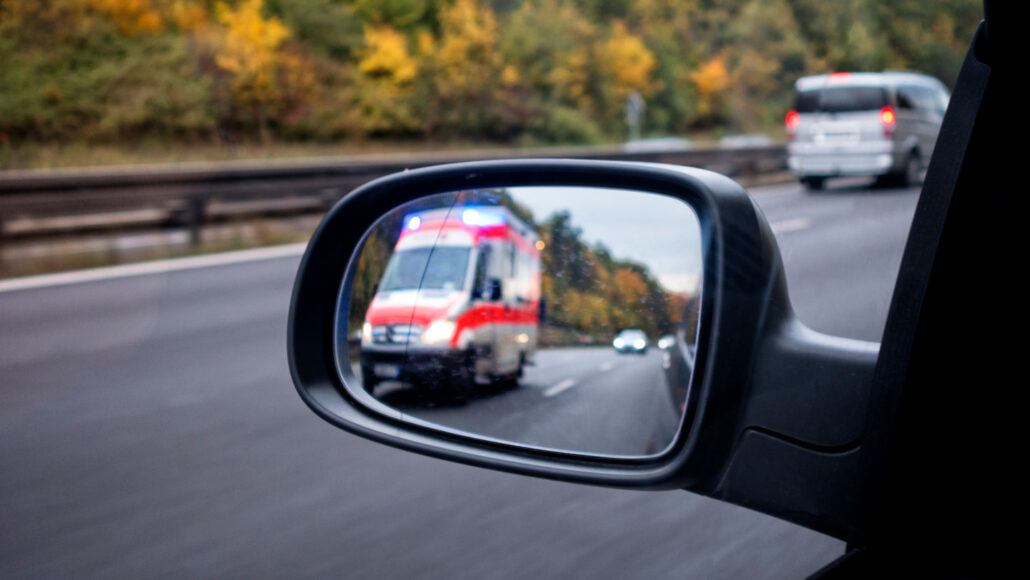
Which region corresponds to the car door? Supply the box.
[839,5,1026,574]
[287,3,1027,576]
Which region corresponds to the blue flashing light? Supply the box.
[461,207,506,227]
[405,215,422,231]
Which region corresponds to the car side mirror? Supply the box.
[288,159,878,538]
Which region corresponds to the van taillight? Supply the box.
[879,106,896,126]
[785,110,801,130]
[879,106,896,137]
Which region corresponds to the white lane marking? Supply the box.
[599,361,615,372]
[543,378,577,398]
[770,217,812,234]
[0,243,307,293]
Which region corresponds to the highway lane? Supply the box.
[754,178,919,341]
[375,347,680,456]
[1,179,919,578]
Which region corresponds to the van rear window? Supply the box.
[795,87,888,113]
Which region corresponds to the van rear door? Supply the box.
[794,85,890,145]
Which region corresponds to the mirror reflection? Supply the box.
[341,186,702,457]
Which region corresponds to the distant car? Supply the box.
[786,71,950,190]
[657,334,676,349]
[612,329,648,354]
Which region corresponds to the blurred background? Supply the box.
[1,1,981,578]
[1,0,977,168]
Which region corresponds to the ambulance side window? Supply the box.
[515,251,529,302]
[472,245,490,300]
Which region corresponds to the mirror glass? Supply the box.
[339,186,702,457]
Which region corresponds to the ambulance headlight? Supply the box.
[422,320,456,345]
[362,321,372,343]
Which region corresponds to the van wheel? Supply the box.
[801,177,825,191]
[879,151,922,188]
[901,151,922,187]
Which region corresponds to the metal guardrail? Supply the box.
[0,144,786,242]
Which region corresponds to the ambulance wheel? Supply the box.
[361,368,377,394]
[440,355,475,402]
[502,354,525,389]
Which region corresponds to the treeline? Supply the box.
[537,210,683,342]
[0,0,979,146]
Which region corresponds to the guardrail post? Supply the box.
[187,195,207,246]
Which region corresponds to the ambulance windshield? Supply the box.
[379,247,471,292]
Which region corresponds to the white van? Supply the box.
[786,71,950,189]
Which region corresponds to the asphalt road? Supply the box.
[0,178,920,579]
[375,347,681,457]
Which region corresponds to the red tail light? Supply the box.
[879,106,896,126]
[785,110,801,130]
[879,106,896,138]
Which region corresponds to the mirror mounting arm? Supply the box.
[712,310,879,539]
[682,205,880,539]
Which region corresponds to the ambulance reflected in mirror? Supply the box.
[339,186,703,457]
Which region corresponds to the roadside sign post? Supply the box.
[626,91,645,142]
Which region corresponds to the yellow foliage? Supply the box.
[614,267,648,304]
[501,65,520,87]
[436,0,501,89]
[690,56,729,97]
[215,0,289,97]
[170,0,208,33]
[688,56,730,116]
[416,30,436,55]
[359,25,417,85]
[213,0,299,138]
[85,0,164,35]
[548,50,593,110]
[600,21,657,100]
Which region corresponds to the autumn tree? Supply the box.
[85,0,164,35]
[0,0,984,151]
[414,0,531,139]
[500,0,602,142]
[266,0,362,60]
[728,0,813,130]
[597,20,659,131]
[355,23,420,134]
[684,54,728,124]
[623,0,703,132]
[214,0,299,141]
